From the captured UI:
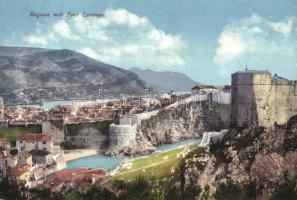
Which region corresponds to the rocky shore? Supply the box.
[178,115,297,199]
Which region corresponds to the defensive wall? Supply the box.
[231,70,297,127]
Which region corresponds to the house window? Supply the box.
[43,141,46,144]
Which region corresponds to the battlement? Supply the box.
[231,70,297,127]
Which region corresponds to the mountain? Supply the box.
[0,46,150,104]
[130,67,199,92]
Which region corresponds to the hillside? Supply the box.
[0,46,150,104]
[179,116,297,199]
[130,67,200,92]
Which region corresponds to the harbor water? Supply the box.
[65,138,200,171]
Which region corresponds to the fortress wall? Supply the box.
[0,97,4,120]
[108,111,159,149]
[213,91,231,104]
[232,72,258,127]
[65,120,111,149]
[257,79,297,127]
[232,71,297,127]
[252,75,297,127]
[252,73,273,127]
[135,110,160,123]
[119,118,132,125]
[42,121,65,144]
[109,124,137,147]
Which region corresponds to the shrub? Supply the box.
[9,148,18,155]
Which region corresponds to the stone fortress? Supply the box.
[109,110,160,148]
[231,70,297,128]
[0,97,4,121]
[109,117,137,147]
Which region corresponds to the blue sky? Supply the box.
[0,0,296,85]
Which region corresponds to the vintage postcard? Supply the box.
[0,0,296,199]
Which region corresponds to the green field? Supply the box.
[107,147,188,183]
[112,157,182,181]
[121,147,185,173]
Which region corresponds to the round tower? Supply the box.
[0,97,4,121]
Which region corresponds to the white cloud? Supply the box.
[104,8,148,28]
[249,27,263,34]
[268,18,294,35]
[23,35,48,46]
[214,32,246,64]
[80,47,99,59]
[214,14,297,76]
[23,8,185,71]
[52,20,70,39]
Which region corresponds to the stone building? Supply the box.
[16,133,54,153]
[0,97,4,121]
[231,70,297,127]
[191,85,220,95]
[42,121,65,144]
[109,117,137,147]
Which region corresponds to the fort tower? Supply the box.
[231,70,297,127]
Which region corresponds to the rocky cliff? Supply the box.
[180,115,297,199]
[107,102,231,156]
[63,120,112,149]
[140,102,231,145]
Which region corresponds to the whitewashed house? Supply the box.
[16,133,54,153]
[5,155,17,168]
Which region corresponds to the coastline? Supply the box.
[63,149,101,162]
[109,141,200,176]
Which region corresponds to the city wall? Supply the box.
[42,121,65,144]
[232,71,297,127]
[108,110,160,148]
[64,120,111,149]
[109,123,137,147]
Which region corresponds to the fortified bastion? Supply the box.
[109,117,137,147]
[108,110,160,148]
[231,70,297,127]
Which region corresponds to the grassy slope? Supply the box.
[114,158,182,181]
[108,147,186,183]
[121,147,184,172]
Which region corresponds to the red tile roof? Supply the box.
[47,168,106,192]
[19,151,31,158]
[17,133,53,142]
[47,168,88,188]
[6,165,29,177]
[70,168,106,191]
